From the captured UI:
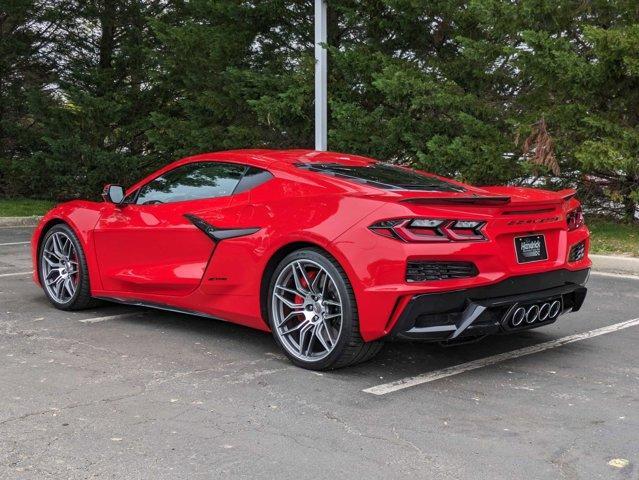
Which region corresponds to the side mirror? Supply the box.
[102,184,125,204]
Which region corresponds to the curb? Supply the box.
[0,216,42,227]
[590,254,639,277]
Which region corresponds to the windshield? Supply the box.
[296,162,465,192]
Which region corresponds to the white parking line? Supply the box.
[79,313,143,324]
[590,271,639,281]
[0,271,33,278]
[363,317,639,396]
[0,241,30,246]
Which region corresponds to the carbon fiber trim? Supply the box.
[184,214,260,242]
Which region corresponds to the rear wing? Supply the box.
[557,189,577,201]
[399,195,511,206]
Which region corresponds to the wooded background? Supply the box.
[1,0,638,220]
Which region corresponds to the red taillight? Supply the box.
[369,218,486,242]
[368,219,404,240]
[566,206,584,231]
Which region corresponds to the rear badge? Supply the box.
[514,234,548,263]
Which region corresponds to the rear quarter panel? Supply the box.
[194,178,385,329]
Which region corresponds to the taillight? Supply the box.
[369,218,486,242]
[566,206,584,231]
[367,219,405,240]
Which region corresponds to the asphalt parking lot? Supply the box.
[1,226,638,479]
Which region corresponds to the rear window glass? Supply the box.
[296,163,464,192]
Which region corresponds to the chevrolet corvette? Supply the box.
[32,149,590,370]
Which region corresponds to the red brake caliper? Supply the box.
[293,270,317,314]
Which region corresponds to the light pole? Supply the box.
[314,0,328,151]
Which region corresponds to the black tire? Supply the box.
[38,224,98,311]
[267,248,383,370]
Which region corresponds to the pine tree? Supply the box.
[0,0,637,220]
[148,0,316,158]
[511,0,639,221]
[0,0,57,196]
[31,0,167,198]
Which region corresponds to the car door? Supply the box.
[93,161,248,296]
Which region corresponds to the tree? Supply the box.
[512,0,639,221]
[148,0,316,158]
[324,1,525,185]
[0,0,57,196]
[26,0,168,199]
[0,0,637,221]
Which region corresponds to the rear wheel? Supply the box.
[39,224,96,310]
[267,248,383,370]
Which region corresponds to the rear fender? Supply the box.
[195,194,384,328]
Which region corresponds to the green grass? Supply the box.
[0,198,55,217]
[588,217,639,257]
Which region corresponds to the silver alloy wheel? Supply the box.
[272,259,343,362]
[41,232,79,304]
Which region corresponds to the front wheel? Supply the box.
[39,224,97,311]
[267,248,383,370]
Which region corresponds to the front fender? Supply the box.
[32,201,105,290]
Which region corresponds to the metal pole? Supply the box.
[314,0,328,151]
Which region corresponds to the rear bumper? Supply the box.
[388,268,590,341]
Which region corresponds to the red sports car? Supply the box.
[32,150,590,370]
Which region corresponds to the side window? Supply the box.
[233,167,273,194]
[135,162,247,205]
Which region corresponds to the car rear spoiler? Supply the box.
[557,188,577,201]
[399,195,512,206]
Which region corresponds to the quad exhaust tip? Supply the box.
[549,300,562,319]
[511,307,526,327]
[539,303,551,321]
[525,305,539,324]
[509,300,562,327]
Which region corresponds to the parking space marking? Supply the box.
[0,241,30,246]
[79,313,143,324]
[591,271,639,281]
[0,271,33,278]
[363,317,639,396]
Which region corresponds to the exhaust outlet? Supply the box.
[525,305,539,324]
[539,303,551,322]
[549,300,562,319]
[511,307,526,327]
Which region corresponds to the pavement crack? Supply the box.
[0,388,148,427]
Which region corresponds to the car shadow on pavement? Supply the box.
[105,306,573,380]
[343,328,600,383]
[7,286,589,382]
